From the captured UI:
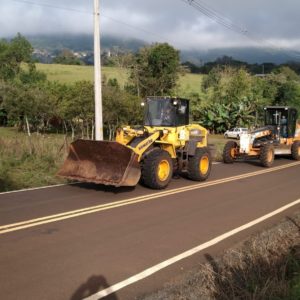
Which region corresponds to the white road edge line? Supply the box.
[0,182,79,195]
[84,197,300,300]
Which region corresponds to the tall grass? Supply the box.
[0,128,68,192]
[139,214,300,300]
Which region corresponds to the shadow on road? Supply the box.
[232,155,294,167]
[70,275,118,300]
[70,182,136,194]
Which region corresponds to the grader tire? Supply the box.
[291,141,300,160]
[260,144,274,167]
[141,149,173,189]
[223,141,238,164]
[188,147,211,181]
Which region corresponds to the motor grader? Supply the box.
[58,97,211,189]
[223,106,300,167]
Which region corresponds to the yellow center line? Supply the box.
[1,161,300,235]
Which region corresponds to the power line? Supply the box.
[196,0,246,31]
[182,0,247,35]
[102,15,168,42]
[11,0,91,14]
[181,0,300,61]
[181,0,278,56]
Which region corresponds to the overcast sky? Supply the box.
[1,0,300,51]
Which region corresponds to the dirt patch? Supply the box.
[139,212,300,300]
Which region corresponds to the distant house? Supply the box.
[254,74,268,78]
[32,48,52,63]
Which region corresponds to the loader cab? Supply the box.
[264,106,298,138]
[143,97,189,127]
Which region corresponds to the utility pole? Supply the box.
[94,0,103,140]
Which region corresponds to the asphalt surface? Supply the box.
[1,158,300,300]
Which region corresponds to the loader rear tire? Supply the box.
[260,143,274,167]
[188,147,211,181]
[141,149,173,189]
[291,141,300,160]
[223,141,238,164]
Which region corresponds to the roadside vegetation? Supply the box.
[139,212,300,300]
[0,127,67,191]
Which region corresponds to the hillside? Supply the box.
[25,34,296,64]
[28,34,147,53]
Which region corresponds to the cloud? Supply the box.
[1,0,300,51]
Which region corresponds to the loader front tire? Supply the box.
[223,141,238,164]
[141,149,173,189]
[260,143,274,167]
[188,147,211,181]
[291,141,300,160]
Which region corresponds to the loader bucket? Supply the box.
[57,140,141,187]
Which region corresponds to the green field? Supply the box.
[36,63,204,95]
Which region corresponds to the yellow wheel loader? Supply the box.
[223,106,300,167]
[58,97,211,189]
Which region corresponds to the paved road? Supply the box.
[1,159,300,300]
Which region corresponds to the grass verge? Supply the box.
[139,212,300,300]
[0,127,68,192]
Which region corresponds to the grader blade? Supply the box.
[57,140,141,187]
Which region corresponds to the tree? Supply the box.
[103,79,142,140]
[0,33,33,81]
[53,49,84,65]
[129,43,181,97]
[260,67,300,110]
[59,81,94,139]
[196,66,269,132]
[1,81,56,135]
[19,63,47,84]
[109,52,134,69]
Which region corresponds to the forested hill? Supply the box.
[25,34,294,64]
[27,34,147,52]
